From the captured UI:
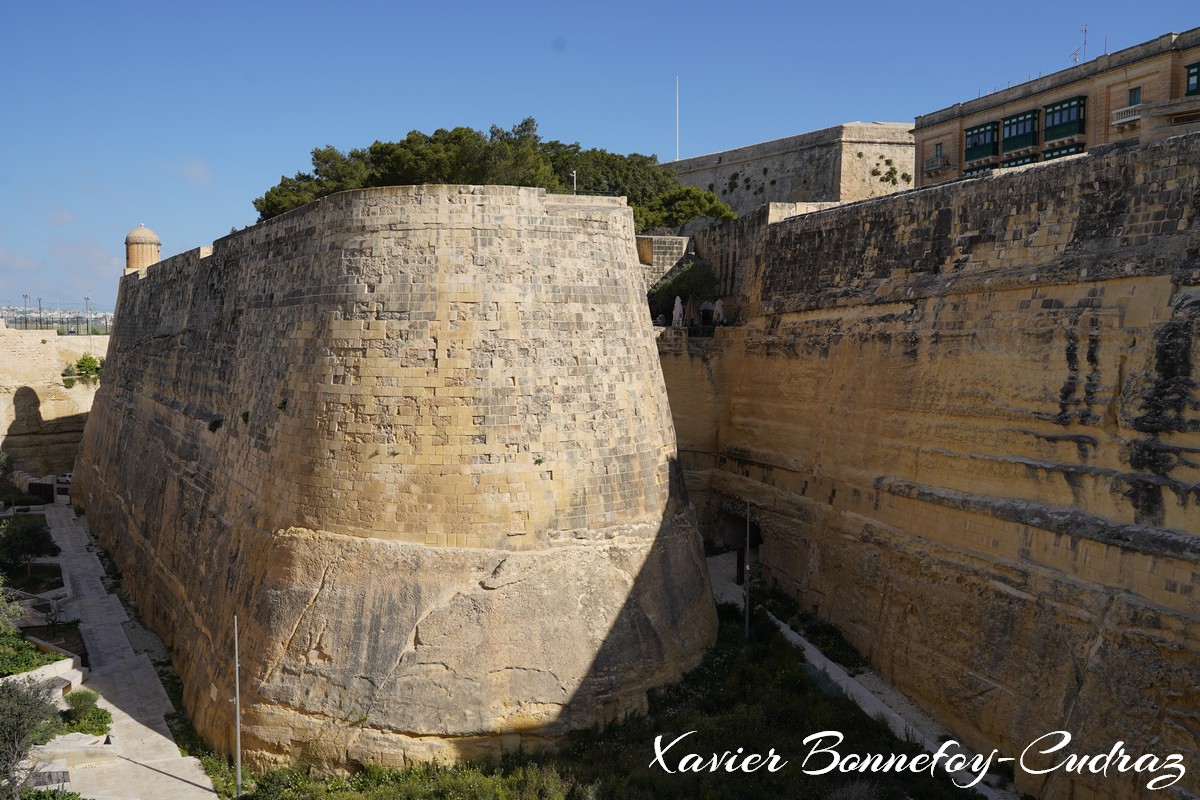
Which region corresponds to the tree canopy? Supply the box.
[252,118,733,233]
[0,517,56,575]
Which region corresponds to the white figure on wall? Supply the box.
[714,299,725,324]
[672,296,684,328]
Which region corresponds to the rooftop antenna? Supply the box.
[1081,25,1088,61]
[675,75,679,161]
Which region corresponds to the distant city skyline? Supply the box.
[0,0,1194,310]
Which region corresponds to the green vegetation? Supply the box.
[253,118,732,233]
[0,564,62,596]
[61,354,102,388]
[634,185,735,232]
[19,790,82,799]
[648,259,719,321]
[752,579,868,672]
[0,633,61,678]
[0,516,57,577]
[63,689,98,721]
[0,579,18,636]
[193,606,970,800]
[0,679,59,798]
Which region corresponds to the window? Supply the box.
[1044,96,1087,141]
[1044,143,1085,161]
[1188,63,1200,96]
[935,143,943,159]
[1128,86,1141,106]
[1002,154,1037,167]
[1002,110,1039,152]
[964,122,1000,162]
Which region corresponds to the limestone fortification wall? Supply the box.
[0,325,109,476]
[664,135,1200,799]
[74,185,716,768]
[665,123,914,216]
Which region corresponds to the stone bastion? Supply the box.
[72,185,718,768]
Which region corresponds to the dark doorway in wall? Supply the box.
[717,509,762,585]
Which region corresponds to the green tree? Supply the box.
[0,679,58,800]
[252,145,371,220]
[487,117,559,188]
[648,259,720,320]
[0,517,57,576]
[545,144,680,208]
[635,185,736,232]
[252,118,695,223]
[367,127,492,187]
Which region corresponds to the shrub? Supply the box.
[64,706,111,736]
[64,689,98,721]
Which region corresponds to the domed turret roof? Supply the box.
[125,223,160,245]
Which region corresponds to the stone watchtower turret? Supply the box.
[124,223,161,274]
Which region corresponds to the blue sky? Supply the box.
[1,0,1194,311]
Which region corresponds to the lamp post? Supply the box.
[569,170,577,195]
[744,499,751,642]
[22,295,28,329]
[234,615,242,798]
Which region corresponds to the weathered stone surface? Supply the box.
[665,122,914,216]
[662,135,1200,799]
[74,185,716,768]
[0,324,108,476]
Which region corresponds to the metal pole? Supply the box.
[23,295,28,329]
[744,499,750,641]
[570,170,577,195]
[234,615,242,798]
[675,75,680,162]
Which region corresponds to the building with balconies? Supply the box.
[914,27,1200,186]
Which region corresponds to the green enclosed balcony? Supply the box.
[1002,110,1039,152]
[1044,96,1086,142]
[964,122,999,162]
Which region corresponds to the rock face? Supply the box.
[73,186,716,768]
[661,135,1200,799]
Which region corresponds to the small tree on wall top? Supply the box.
[634,186,735,232]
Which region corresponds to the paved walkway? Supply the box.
[35,504,216,799]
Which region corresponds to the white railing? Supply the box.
[1111,105,1142,126]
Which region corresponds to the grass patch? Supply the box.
[753,578,869,672]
